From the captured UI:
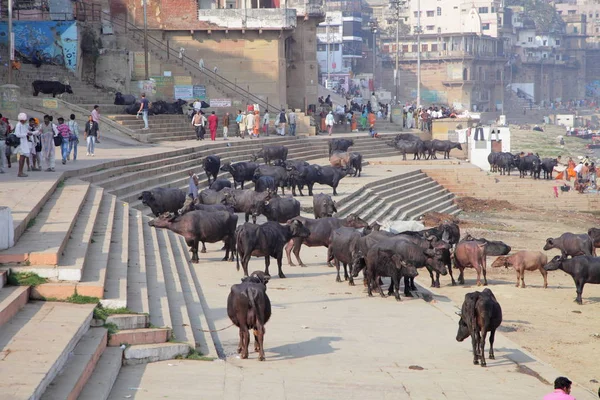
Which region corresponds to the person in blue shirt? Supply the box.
[137,93,150,130]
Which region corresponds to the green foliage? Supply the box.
[7,271,48,286]
[506,0,564,33]
[56,180,65,188]
[26,218,36,230]
[104,322,119,336]
[66,291,100,304]
[93,305,134,321]
[174,348,215,361]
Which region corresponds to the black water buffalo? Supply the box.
[287,163,320,196]
[315,166,353,196]
[236,220,311,278]
[389,139,424,161]
[430,139,463,159]
[489,152,517,175]
[138,188,187,217]
[221,161,259,189]
[163,99,187,114]
[114,92,136,105]
[178,196,234,216]
[254,196,300,223]
[543,232,594,258]
[313,193,337,218]
[253,165,289,195]
[454,240,488,286]
[250,145,288,165]
[463,234,511,256]
[32,80,73,97]
[209,178,232,192]
[456,288,502,367]
[148,210,237,263]
[202,155,221,185]
[198,188,228,205]
[222,189,272,223]
[544,255,600,304]
[125,102,142,115]
[328,227,364,285]
[540,158,558,179]
[227,274,271,360]
[328,138,354,156]
[516,154,541,179]
[394,133,420,142]
[254,176,276,193]
[421,140,434,160]
[349,152,363,177]
[276,160,310,196]
[488,152,500,172]
[587,228,600,253]
[285,215,369,267]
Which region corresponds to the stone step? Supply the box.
[127,209,150,315]
[399,190,455,221]
[0,179,90,265]
[41,327,108,400]
[0,286,30,328]
[143,216,173,330]
[122,342,190,366]
[77,347,123,400]
[106,314,150,330]
[101,202,129,309]
[0,270,6,289]
[0,302,95,400]
[108,328,171,347]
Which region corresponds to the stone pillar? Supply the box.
[0,207,15,250]
[0,84,20,121]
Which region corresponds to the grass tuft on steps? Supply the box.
[93,304,135,321]
[7,271,48,286]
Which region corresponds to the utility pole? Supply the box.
[7,0,13,84]
[416,0,421,107]
[369,20,378,90]
[326,16,331,84]
[143,0,149,80]
[395,16,399,103]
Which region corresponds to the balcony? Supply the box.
[387,49,500,60]
[288,0,325,17]
[197,8,296,29]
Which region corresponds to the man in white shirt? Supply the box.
[574,162,584,177]
[193,99,202,112]
[262,110,270,136]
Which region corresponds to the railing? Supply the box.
[84,7,279,111]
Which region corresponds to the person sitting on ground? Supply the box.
[543,376,576,400]
[188,170,199,200]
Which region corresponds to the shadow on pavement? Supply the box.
[267,336,342,361]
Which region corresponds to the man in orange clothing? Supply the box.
[368,111,376,131]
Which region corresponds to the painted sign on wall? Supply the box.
[151,76,175,98]
[0,21,78,72]
[133,52,149,80]
[210,99,232,108]
[174,85,194,100]
[193,85,206,100]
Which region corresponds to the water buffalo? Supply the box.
[363,242,419,301]
[329,152,352,168]
[314,166,354,196]
[221,161,259,189]
[285,214,369,267]
[516,154,541,179]
[148,210,237,263]
[178,196,234,216]
[114,92,136,105]
[488,152,500,172]
[222,189,272,223]
[202,155,221,185]
[254,176,276,193]
[430,139,463,159]
[198,188,228,205]
[491,152,518,176]
[544,255,600,304]
[275,159,310,196]
[492,251,548,288]
[254,196,300,223]
[250,145,288,165]
[313,193,337,218]
[543,232,594,258]
[540,158,558,179]
[327,227,364,285]
[287,164,321,196]
[389,139,424,161]
[32,80,73,97]
[456,288,502,367]
[463,234,511,256]
[253,165,288,194]
[454,240,487,286]
[349,152,363,177]
[227,273,271,360]
[421,140,434,160]
[328,138,354,156]
[138,188,187,217]
[588,228,600,253]
[236,220,311,278]
[209,178,232,192]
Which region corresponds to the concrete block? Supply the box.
[30,282,77,300]
[0,286,30,327]
[78,347,123,400]
[108,328,171,347]
[106,314,149,330]
[0,270,6,289]
[123,343,190,366]
[0,207,14,250]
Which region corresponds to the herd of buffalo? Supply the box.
[488,151,558,179]
[138,139,599,364]
[387,133,463,161]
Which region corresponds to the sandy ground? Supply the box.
[424,205,600,392]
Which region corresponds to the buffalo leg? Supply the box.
[575,279,585,305]
[254,329,260,352]
[241,326,250,359]
[471,330,480,365]
[264,255,271,277]
[403,276,413,297]
[392,273,401,301]
[237,327,244,354]
[255,326,266,361]
[428,268,436,287]
[479,330,488,367]
[488,329,496,360]
[334,259,342,283]
[388,281,394,296]
[276,255,286,279]
[242,254,251,277]
[475,267,482,286]
[200,241,207,253]
[191,240,200,263]
[515,270,521,287]
[293,241,308,268]
[448,264,456,285]
[366,269,374,297]
[245,212,250,223]
[539,267,548,289]
[410,277,417,291]
[521,271,526,288]
[308,183,314,196]
[458,267,465,285]
[326,247,334,268]
[377,276,386,298]
[482,260,488,286]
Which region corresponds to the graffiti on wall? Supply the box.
[0,21,78,72]
[586,81,600,98]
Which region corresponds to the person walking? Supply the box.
[278,108,287,136]
[67,114,79,161]
[238,111,247,139]
[0,113,8,173]
[28,117,41,171]
[40,115,57,171]
[262,109,270,136]
[208,111,218,141]
[325,111,335,136]
[137,93,150,130]
[222,112,230,140]
[91,105,101,143]
[192,110,204,140]
[84,115,99,156]
[543,377,575,400]
[288,109,297,136]
[245,110,255,139]
[253,110,260,138]
[14,113,31,177]
[56,117,71,165]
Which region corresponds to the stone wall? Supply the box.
[286,17,320,111]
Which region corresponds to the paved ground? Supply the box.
[108,244,597,400]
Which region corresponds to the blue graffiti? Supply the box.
[0,21,78,72]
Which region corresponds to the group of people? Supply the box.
[0,110,100,178]
[403,104,457,132]
[235,108,296,138]
[191,110,223,141]
[554,155,597,193]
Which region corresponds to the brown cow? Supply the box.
[491,251,548,288]
[454,241,487,286]
[329,152,351,168]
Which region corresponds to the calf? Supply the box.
[277,160,310,196]
[364,243,419,301]
[202,155,221,185]
[314,166,353,196]
[250,145,288,165]
[32,80,73,97]
[253,165,289,195]
[139,188,187,217]
[148,210,237,263]
[456,288,502,367]
[349,152,363,177]
[329,152,351,168]
[227,274,271,360]
[463,234,511,256]
[543,232,594,258]
[454,241,488,286]
[327,227,364,285]
[254,175,276,193]
[491,251,548,288]
[236,220,310,278]
[221,161,259,189]
[328,138,354,156]
[254,196,300,223]
[209,178,232,192]
[544,255,600,304]
[222,189,272,223]
[313,193,337,218]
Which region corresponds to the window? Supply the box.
[568,10,576,15]
[491,6,495,12]
[528,37,533,43]
[590,13,593,18]
[413,11,421,17]
[574,26,578,33]
[478,7,488,13]
[426,25,435,31]
[482,23,490,30]
[422,44,428,52]
[431,43,438,51]
[426,10,434,17]
[463,68,468,80]
[496,70,501,80]
[596,13,599,18]
[317,44,326,51]
[543,53,547,58]
[412,44,418,52]
[402,45,409,52]
[437,27,442,33]
[556,39,561,45]
[556,54,561,60]
[437,7,441,15]
[558,10,563,15]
